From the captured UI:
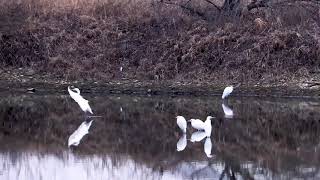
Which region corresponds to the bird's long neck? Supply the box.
[74,89,80,94]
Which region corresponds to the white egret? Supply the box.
[204,137,213,158]
[204,116,213,137]
[222,103,234,118]
[176,134,187,151]
[189,119,206,131]
[68,86,93,114]
[68,119,93,147]
[189,116,213,136]
[190,131,207,142]
[176,116,187,133]
[222,86,233,99]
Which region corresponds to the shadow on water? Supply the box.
[1,93,320,179]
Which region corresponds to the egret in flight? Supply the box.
[68,86,93,114]
[176,116,187,133]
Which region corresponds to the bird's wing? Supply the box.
[192,120,206,129]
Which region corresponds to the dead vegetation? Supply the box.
[0,0,319,85]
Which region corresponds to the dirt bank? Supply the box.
[0,0,320,95]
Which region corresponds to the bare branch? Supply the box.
[203,0,221,12]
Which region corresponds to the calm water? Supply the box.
[1,92,320,180]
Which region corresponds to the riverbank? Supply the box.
[1,67,320,98]
[1,1,320,97]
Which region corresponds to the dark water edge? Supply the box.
[1,91,320,179]
[1,80,320,98]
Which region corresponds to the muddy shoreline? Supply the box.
[1,71,320,98]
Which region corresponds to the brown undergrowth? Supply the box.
[0,0,319,86]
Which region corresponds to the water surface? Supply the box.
[1,92,320,180]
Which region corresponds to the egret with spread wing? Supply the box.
[68,86,93,115]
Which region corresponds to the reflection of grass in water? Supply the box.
[1,94,320,178]
[0,150,164,180]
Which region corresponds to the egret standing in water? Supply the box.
[189,119,206,131]
[68,86,93,115]
[189,116,213,137]
[222,86,234,99]
[222,84,240,99]
[176,116,187,133]
[204,116,213,137]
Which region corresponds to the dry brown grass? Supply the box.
[0,0,319,85]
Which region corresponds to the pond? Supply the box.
[1,91,320,180]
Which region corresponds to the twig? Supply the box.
[203,0,221,12]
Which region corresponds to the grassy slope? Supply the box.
[0,0,320,88]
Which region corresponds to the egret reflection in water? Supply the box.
[1,93,319,179]
[222,102,234,119]
[177,134,187,151]
[190,131,207,143]
[204,137,213,158]
[68,119,94,147]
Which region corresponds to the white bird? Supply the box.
[222,86,233,99]
[68,119,93,147]
[68,86,93,114]
[204,137,213,158]
[190,131,207,142]
[189,116,213,136]
[176,134,187,151]
[204,116,213,137]
[176,116,187,133]
[189,119,206,131]
[222,103,234,118]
